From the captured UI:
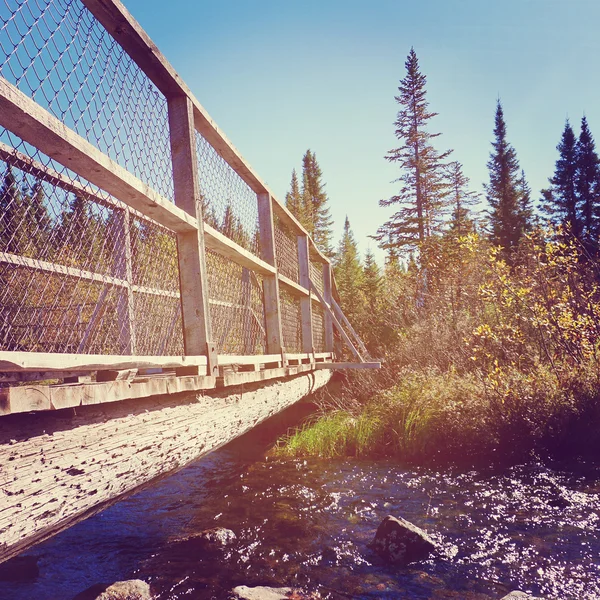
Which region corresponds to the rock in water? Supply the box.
[231,586,293,600]
[72,579,152,600]
[500,593,545,599]
[369,515,437,565]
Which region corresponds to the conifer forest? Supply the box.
[277,48,600,464]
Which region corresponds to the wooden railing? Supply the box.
[0,0,375,414]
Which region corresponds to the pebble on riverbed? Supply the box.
[368,515,437,565]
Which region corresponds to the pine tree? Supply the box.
[285,169,305,227]
[0,166,20,253]
[362,249,382,313]
[374,48,452,255]
[575,116,600,251]
[485,100,526,257]
[517,169,534,233]
[541,120,580,239]
[300,150,334,257]
[333,216,365,325]
[447,161,479,236]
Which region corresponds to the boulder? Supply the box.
[500,593,544,600]
[231,586,293,600]
[72,579,152,600]
[369,515,437,565]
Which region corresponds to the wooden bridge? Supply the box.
[0,0,377,563]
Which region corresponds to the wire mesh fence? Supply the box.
[195,131,260,256]
[279,288,302,353]
[205,249,266,355]
[274,213,299,283]
[0,129,184,354]
[311,301,324,353]
[0,0,339,365]
[0,0,174,200]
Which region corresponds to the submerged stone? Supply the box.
[369,515,437,565]
[0,555,39,582]
[72,579,152,600]
[231,586,293,600]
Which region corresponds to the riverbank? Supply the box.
[272,363,600,466]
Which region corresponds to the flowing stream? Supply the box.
[3,405,600,600]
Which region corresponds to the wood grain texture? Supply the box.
[0,369,332,563]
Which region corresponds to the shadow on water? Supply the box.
[2,399,600,599]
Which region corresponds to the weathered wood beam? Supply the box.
[297,235,314,354]
[0,77,196,233]
[168,95,214,373]
[0,369,333,563]
[0,352,207,372]
[257,193,284,355]
[331,298,369,359]
[322,263,335,353]
[308,280,363,362]
[203,223,276,276]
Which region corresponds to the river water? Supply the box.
[3,407,600,600]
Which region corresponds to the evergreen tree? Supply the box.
[374,48,452,255]
[541,120,580,239]
[517,169,534,233]
[284,169,305,227]
[300,150,334,257]
[0,166,20,253]
[333,216,365,324]
[575,116,600,251]
[362,249,382,313]
[484,100,527,257]
[447,161,479,236]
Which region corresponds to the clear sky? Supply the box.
[123,0,600,263]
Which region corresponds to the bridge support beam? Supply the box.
[0,369,332,564]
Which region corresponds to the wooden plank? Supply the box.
[331,297,370,359]
[0,252,128,288]
[0,352,207,372]
[308,279,363,362]
[113,209,136,353]
[0,77,196,233]
[217,354,281,366]
[315,362,381,370]
[322,262,335,353]
[0,369,332,562]
[278,273,310,297]
[297,235,314,354]
[168,95,213,368]
[0,141,148,222]
[203,223,276,276]
[257,193,283,355]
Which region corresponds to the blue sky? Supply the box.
[124,0,600,262]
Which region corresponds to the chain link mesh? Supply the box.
[205,249,266,355]
[273,214,299,283]
[311,301,325,353]
[0,0,174,200]
[0,130,184,354]
[279,288,302,353]
[309,259,324,296]
[195,132,260,255]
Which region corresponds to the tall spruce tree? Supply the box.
[485,100,528,257]
[0,166,20,253]
[541,120,581,238]
[300,150,334,257]
[575,116,600,252]
[447,161,479,236]
[375,48,452,255]
[333,216,365,324]
[284,169,304,227]
[517,169,534,232]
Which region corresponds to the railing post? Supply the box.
[297,236,313,355]
[167,95,216,376]
[257,192,284,359]
[322,262,334,354]
[113,208,136,354]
